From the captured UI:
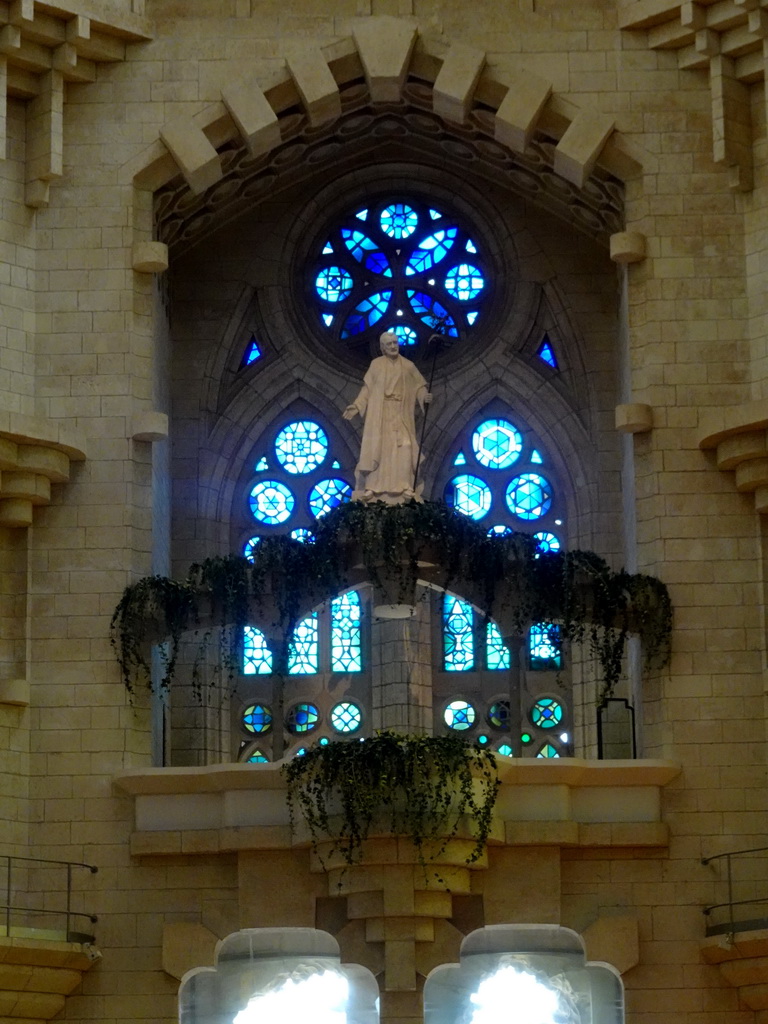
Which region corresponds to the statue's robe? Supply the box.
[351,354,428,501]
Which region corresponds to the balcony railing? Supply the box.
[702,845,768,938]
[1,853,98,943]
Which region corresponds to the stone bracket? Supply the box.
[699,400,768,513]
[0,412,86,528]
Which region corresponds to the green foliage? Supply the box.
[110,499,672,704]
[282,732,500,868]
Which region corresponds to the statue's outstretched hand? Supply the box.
[343,405,358,420]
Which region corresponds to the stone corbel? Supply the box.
[0,413,86,528]
[699,400,768,512]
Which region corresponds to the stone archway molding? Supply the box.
[122,16,654,208]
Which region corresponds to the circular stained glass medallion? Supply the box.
[249,480,295,524]
[286,703,320,734]
[444,699,476,731]
[242,704,272,734]
[506,473,552,520]
[446,474,492,519]
[530,697,563,729]
[309,478,352,518]
[472,418,523,470]
[275,421,328,475]
[330,702,362,733]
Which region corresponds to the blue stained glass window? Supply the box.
[531,449,543,464]
[275,420,328,475]
[407,291,458,336]
[364,251,392,276]
[529,624,562,668]
[250,480,295,524]
[429,208,442,220]
[488,700,511,729]
[381,203,418,238]
[386,324,417,345]
[355,209,368,221]
[466,311,479,325]
[331,590,362,672]
[289,614,319,674]
[247,750,269,763]
[534,531,560,553]
[538,336,558,368]
[243,536,261,562]
[242,703,272,733]
[454,451,467,466]
[319,736,330,746]
[443,594,475,671]
[332,460,341,468]
[497,742,514,757]
[537,743,560,758]
[309,478,352,518]
[466,239,477,254]
[331,701,362,733]
[255,456,268,471]
[243,626,273,675]
[446,473,492,520]
[472,418,523,469]
[322,241,334,254]
[444,699,476,730]
[486,621,510,670]
[506,473,552,520]
[243,338,262,365]
[316,266,353,302]
[286,702,320,733]
[291,527,315,543]
[445,263,484,301]
[406,229,458,274]
[531,697,563,729]
[322,313,334,327]
[487,524,513,537]
[340,292,392,337]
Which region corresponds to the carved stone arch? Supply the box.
[123,15,654,253]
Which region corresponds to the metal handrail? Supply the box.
[1,853,98,942]
[702,845,768,938]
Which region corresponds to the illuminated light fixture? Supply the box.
[424,925,624,1024]
[179,929,379,1024]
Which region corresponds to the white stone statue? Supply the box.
[343,331,432,503]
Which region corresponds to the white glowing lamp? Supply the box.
[179,928,379,1024]
[424,925,624,1024]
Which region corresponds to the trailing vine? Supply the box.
[110,499,672,704]
[282,732,500,868]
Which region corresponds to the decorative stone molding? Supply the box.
[0,1,151,207]
[0,412,86,528]
[616,403,653,434]
[620,0,768,191]
[126,15,653,248]
[699,401,768,513]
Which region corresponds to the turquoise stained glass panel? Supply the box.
[243,627,272,675]
[444,699,475,730]
[315,266,353,302]
[446,474,492,520]
[286,702,319,733]
[331,590,362,672]
[380,203,418,238]
[486,621,510,670]
[288,614,319,674]
[331,701,362,733]
[443,593,474,671]
[531,697,564,729]
[529,624,561,668]
[242,703,272,733]
[445,263,484,301]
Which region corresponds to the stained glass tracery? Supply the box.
[311,198,486,357]
[331,591,362,672]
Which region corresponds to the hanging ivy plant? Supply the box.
[110,499,672,704]
[282,732,500,868]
